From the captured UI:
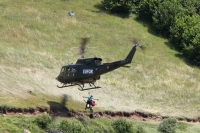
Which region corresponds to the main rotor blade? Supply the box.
[133,37,146,53]
[133,38,138,45]
[80,38,90,57]
[121,65,131,68]
[80,38,90,49]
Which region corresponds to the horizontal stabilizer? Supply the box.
[121,65,131,68]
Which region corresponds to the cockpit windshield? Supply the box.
[67,67,76,73]
[60,66,76,75]
[60,67,65,75]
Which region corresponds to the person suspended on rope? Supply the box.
[83,95,98,110]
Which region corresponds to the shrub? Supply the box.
[2,105,7,114]
[112,119,134,133]
[77,117,89,127]
[59,120,83,133]
[138,0,162,20]
[152,0,184,36]
[179,0,200,15]
[158,118,177,133]
[181,16,200,65]
[169,15,187,49]
[170,15,200,65]
[101,0,140,16]
[34,114,52,129]
[136,125,146,133]
[176,122,188,131]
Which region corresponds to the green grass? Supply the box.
[0,115,200,133]
[0,0,200,124]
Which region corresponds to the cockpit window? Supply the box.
[72,68,76,72]
[67,67,76,73]
[60,67,65,75]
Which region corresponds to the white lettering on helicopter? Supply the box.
[83,69,93,74]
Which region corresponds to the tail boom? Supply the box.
[125,45,137,63]
[95,45,138,76]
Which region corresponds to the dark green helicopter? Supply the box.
[56,38,141,90]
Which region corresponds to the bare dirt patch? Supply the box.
[1,106,200,123]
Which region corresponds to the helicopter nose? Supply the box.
[56,75,63,83]
[56,76,60,81]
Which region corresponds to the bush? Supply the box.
[138,0,162,20]
[101,0,140,16]
[169,15,187,49]
[59,120,84,133]
[112,119,134,133]
[152,0,184,36]
[170,15,200,65]
[136,125,146,133]
[34,114,52,129]
[179,0,200,15]
[158,118,177,133]
[181,17,200,65]
[176,122,188,131]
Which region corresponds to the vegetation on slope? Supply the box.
[102,0,200,65]
[0,114,200,133]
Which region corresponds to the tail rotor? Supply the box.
[133,38,146,53]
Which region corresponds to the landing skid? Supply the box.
[78,83,101,91]
[57,83,77,88]
[57,83,101,91]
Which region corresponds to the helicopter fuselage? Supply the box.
[56,63,100,84]
[56,57,102,84]
[56,44,138,89]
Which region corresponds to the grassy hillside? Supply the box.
[0,0,200,119]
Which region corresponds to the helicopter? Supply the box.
[56,38,141,90]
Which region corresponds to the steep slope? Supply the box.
[0,0,200,119]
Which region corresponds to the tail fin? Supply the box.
[125,45,137,62]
